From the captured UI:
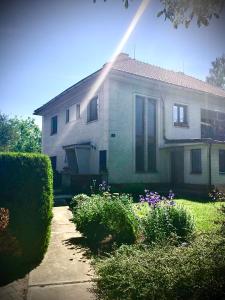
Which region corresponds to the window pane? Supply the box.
[99,150,107,173]
[179,106,184,123]
[173,105,178,123]
[88,97,98,122]
[219,150,225,173]
[147,99,156,171]
[191,149,201,174]
[76,104,80,119]
[135,96,145,172]
[51,116,57,135]
[66,109,69,123]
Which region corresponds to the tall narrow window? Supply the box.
[191,149,202,174]
[66,109,70,123]
[76,104,80,119]
[173,104,188,126]
[219,150,225,173]
[51,116,57,135]
[99,150,107,173]
[147,99,156,171]
[135,96,156,172]
[135,96,145,172]
[87,97,98,122]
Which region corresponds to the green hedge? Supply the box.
[0,153,53,275]
[95,234,225,300]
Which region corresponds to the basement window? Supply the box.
[219,150,225,173]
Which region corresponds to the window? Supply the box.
[191,149,202,174]
[51,116,57,135]
[99,150,107,173]
[76,104,80,119]
[201,109,225,141]
[219,150,225,173]
[50,156,57,171]
[135,96,156,172]
[66,109,70,123]
[173,104,188,126]
[87,97,98,122]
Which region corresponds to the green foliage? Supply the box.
[94,0,224,28]
[206,54,225,89]
[143,205,195,243]
[73,193,139,245]
[0,153,53,272]
[69,194,91,211]
[157,0,224,28]
[209,186,225,201]
[0,112,41,153]
[94,234,225,300]
[0,113,17,151]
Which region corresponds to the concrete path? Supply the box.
[27,207,95,300]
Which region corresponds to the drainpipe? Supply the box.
[161,96,169,142]
[208,142,212,188]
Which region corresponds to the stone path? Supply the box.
[0,276,28,300]
[27,206,95,300]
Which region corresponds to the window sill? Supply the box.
[50,132,57,136]
[190,172,202,175]
[174,123,189,128]
[87,119,98,124]
[219,172,225,175]
[135,170,158,174]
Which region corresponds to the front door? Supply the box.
[171,147,184,185]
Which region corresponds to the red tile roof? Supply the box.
[112,53,225,98]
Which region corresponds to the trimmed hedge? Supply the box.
[0,153,53,278]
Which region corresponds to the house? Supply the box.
[34,53,225,190]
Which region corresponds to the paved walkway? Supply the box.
[0,276,28,300]
[27,206,95,300]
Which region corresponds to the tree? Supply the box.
[157,0,225,28]
[0,113,16,152]
[0,113,41,153]
[206,54,225,89]
[94,0,225,28]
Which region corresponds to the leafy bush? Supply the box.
[143,205,195,243]
[209,186,225,201]
[94,234,225,300]
[69,194,91,211]
[73,193,139,245]
[0,153,53,273]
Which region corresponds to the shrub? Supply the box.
[143,205,195,243]
[69,194,91,211]
[209,186,225,201]
[94,234,225,300]
[0,153,53,269]
[73,193,139,245]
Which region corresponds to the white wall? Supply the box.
[41,74,109,173]
[107,70,225,185]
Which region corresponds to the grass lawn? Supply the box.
[177,199,223,232]
[134,199,224,233]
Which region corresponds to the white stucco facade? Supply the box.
[35,61,225,187]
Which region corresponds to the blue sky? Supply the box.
[0,0,225,127]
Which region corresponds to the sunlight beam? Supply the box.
[58,0,151,147]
